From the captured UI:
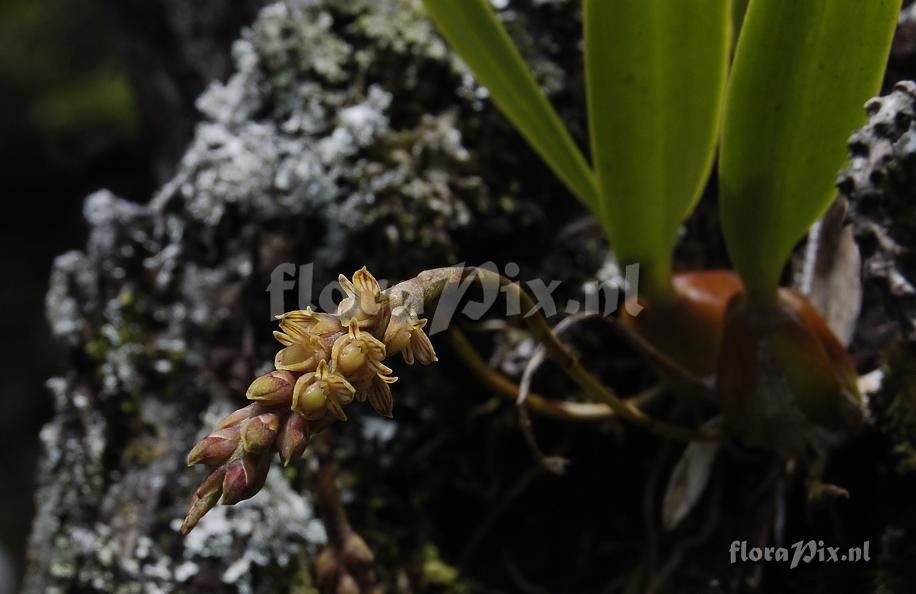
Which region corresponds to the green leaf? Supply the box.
[584,0,730,300]
[732,0,750,39]
[719,0,900,302]
[421,0,598,208]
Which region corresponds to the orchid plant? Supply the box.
[181,1,901,590]
[421,0,899,454]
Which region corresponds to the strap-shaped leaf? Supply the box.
[422,0,598,208]
[719,0,900,302]
[584,0,730,300]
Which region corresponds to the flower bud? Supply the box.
[240,413,280,453]
[221,450,272,505]
[365,374,397,418]
[245,370,295,405]
[336,573,360,594]
[187,426,241,466]
[180,466,225,535]
[315,547,339,585]
[342,532,375,567]
[277,412,310,467]
[214,402,260,430]
[718,289,864,455]
[409,328,437,365]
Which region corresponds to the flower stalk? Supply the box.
[313,434,379,594]
[448,327,664,422]
[182,266,719,536]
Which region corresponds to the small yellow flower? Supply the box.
[292,360,356,421]
[384,310,437,365]
[274,307,342,344]
[274,334,330,372]
[331,320,392,381]
[337,267,385,326]
[330,321,399,418]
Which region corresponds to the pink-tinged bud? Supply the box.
[277,412,310,467]
[247,453,272,497]
[194,465,227,498]
[220,456,250,505]
[214,403,261,429]
[221,451,272,505]
[187,426,241,466]
[180,466,226,535]
[245,370,296,404]
[240,413,280,453]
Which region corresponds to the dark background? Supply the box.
[0,0,260,588]
[1,0,142,586]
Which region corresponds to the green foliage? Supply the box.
[424,0,899,306]
[719,0,900,301]
[731,0,750,37]
[584,0,729,299]
[420,0,599,209]
[0,0,138,136]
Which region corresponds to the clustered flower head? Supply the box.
[181,268,437,535]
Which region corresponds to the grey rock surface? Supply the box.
[102,0,265,180]
[838,81,916,361]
